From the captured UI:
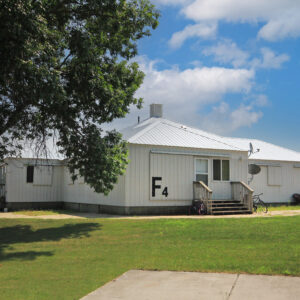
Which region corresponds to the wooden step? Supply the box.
[212,210,252,215]
[212,207,248,212]
[208,200,241,203]
[207,199,252,215]
[212,203,244,207]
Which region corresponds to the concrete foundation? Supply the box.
[6,201,64,211]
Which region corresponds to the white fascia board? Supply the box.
[150,149,231,158]
[251,161,281,167]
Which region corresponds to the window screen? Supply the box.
[27,166,34,183]
[213,160,221,180]
[196,174,208,186]
[222,160,230,181]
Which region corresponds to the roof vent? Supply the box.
[150,104,163,118]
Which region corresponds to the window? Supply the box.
[213,159,230,181]
[222,160,230,181]
[213,159,221,181]
[33,166,53,186]
[195,159,208,185]
[26,166,34,183]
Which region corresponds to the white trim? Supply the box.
[150,149,231,158]
[253,162,281,167]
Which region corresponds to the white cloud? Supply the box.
[152,0,192,5]
[189,60,203,67]
[107,56,255,132]
[136,56,254,106]
[258,13,300,41]
[250,48,289,69]
[200,102,263,134]
[203,40,249,68]
[181,0,300,41]
[253,94,269,107]
[169,23,217,49]
[203,41,289,70]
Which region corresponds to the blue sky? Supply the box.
[115,0,300,152]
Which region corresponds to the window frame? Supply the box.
[213,159,230,182]
[194,158,209,186]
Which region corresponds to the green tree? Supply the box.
[0,0,158,194]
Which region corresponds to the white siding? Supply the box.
[5,148,299,208]
[150,153,194,201]
[125,144,248,206]
[62,166,126,206]
[267,166,282,186]
[250,160,300,203]
[65,169,85,185]
[5,159,63,203]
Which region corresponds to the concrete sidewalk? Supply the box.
[81,270,300,300]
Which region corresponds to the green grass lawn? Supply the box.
[0,216,299,300]
[267,205,300,211]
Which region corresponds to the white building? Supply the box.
[1,104,300,214]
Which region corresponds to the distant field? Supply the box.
[0,216,299,299]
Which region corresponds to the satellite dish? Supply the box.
[248,164,261,175]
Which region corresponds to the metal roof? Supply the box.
[121,117,300,162]
[224,137,300,162]
[121,118,244,152]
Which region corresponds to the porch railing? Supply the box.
[193,181,213,214]
[231,181,254,212]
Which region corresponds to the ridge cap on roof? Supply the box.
[158,120,243,151]
[126,117,244,151]
[126,117,164,142]
[160,118,222,137]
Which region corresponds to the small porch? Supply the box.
[193,181,254,215]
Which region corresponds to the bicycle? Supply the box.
[253,193,268,213]
[189,199,207,215]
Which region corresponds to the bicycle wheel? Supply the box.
[253,203,258,213]
[256,200,268,213]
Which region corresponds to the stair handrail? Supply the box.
[231,181,254,212]
[193,181,213,214]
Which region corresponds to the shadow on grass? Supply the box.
[0,222,100,262]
